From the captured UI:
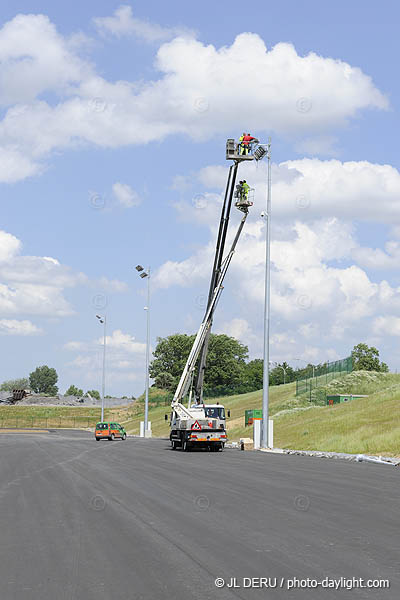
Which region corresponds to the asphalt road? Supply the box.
[0,431,398,600]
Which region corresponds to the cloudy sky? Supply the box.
[1,0,399,396]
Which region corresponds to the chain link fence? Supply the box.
[296,356,353,397]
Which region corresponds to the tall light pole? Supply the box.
[96,314,106,422]
[136,265,151,434]
[293,357,315,378]
[261,139,272,448]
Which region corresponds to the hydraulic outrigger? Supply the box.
[169,137,267,451]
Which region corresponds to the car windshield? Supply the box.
[205,407,225,419]
[96,423,109,429]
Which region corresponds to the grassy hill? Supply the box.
[1,371,399,456]
[121,372,400,456]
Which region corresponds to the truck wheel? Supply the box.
[182,440,190,451]
[171,440,177,450]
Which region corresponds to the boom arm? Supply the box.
[171,211,249,410]
[193,162,239,403]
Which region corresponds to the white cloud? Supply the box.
[65,329,147,386]
[112,182,141,207]
[352,241,400,270]
[93,5,194,42]
[372,316,400,337]
[0,319,42,335]
[0,147,42,183]
[155,203,400,366]
[0,230,21,262]
[0,228,127,318]
[197,158,400,225]
[100,329,146,354]
[0,13,90,106]
[0,13,388,182]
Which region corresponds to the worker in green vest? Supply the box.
[238,133,245,155]
[241,180,250,203]
[236,180,251,212]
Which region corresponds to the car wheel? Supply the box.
[95,437,100,441]
[109,433,115,441]
[122,433,126,440]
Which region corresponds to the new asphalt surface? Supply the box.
[0,430,398,599]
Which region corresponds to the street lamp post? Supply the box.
[261,139,272,448]
[293,357,315,378]
[136,265,151,435]
[270,361,287,385]
[96,314,106,422]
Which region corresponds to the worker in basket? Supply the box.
[235,180,252,212]
[238,132,245,155]
[240,133,259,155]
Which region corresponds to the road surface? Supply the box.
[0,431,398,599]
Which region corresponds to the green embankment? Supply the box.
[121,372,400,456]
[1,371,399,455]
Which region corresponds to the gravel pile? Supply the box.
[16,395,134,407]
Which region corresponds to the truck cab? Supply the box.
[169,403,228,451]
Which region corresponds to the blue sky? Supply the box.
[1,1,400,396]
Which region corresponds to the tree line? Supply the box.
[149,335,390,395]
[0,341,389,399]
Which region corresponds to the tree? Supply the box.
[269,362,296,386]
[86,390,101,400]
[243,359,264,390]
[65,385,83,397]
[29,366,58,395]
[154,371,175,390]
[149,333,249,390]
[150,334,195,385]
[0,377,29,391]
[351,343,389,372]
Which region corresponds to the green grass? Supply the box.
[0,404,135,429]
[124,372,400,456]
[2,372,400,456]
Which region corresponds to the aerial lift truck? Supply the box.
[169,137,267,450]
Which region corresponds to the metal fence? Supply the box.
[296,356,353,397]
